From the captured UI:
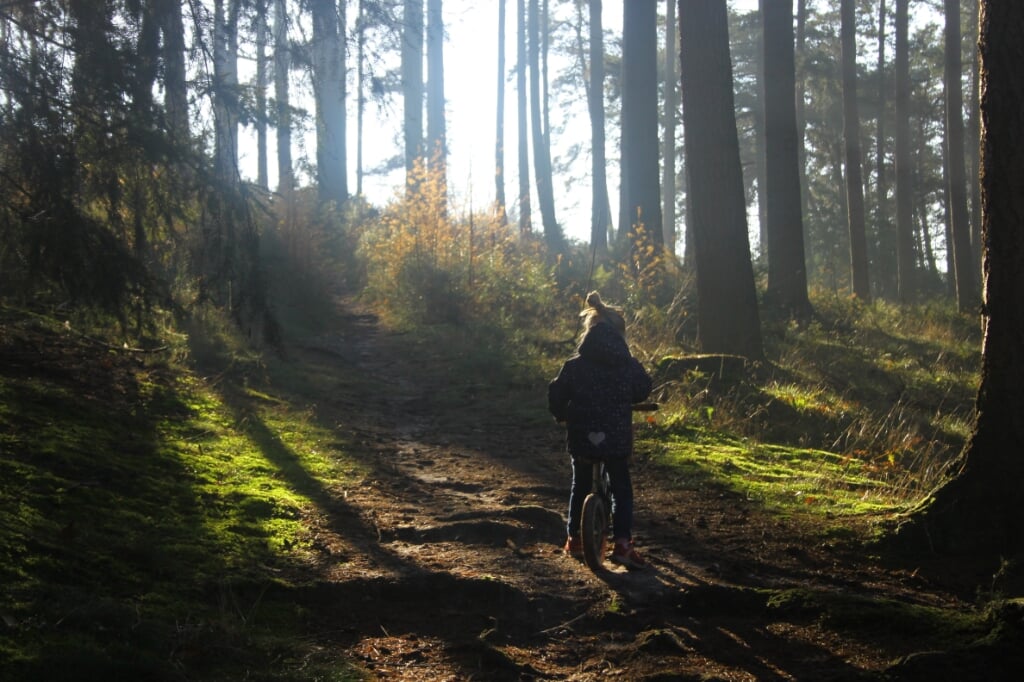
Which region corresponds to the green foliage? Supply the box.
[0,310,368,680]
[358,161,563,337]
[641,292,980,515]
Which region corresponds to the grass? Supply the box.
[0,280,986,678]
[0,308,369,681]
[630,293,981,520]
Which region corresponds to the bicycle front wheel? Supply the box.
[580,492,608,571]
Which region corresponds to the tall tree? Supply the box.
[762,0,812,317]
[840,0,870,300]
[678,0,763,359]
[875,0,893,297]
[495,0,507,219]
[663,0,677,255]
[274,0,294,195]
[586,0,612,252]
[355,0,365,197]
[310,0,348,207]
[426,0,447,194]
[900,0,1024,559]
[619,0,662,247]
[516,0,532,235]
[967,0,981,265]
[159,0,189,143]
[894,0,915,301]
[402,0,424,185]
[944,0,978,312]
[213,0,241,183]
[795,0,809,235]
[254,0,269,189]
[528,0,561,246]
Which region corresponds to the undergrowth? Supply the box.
[0,307,369,681]
[352,169,981,520]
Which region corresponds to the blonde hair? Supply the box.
[579,291,626,337]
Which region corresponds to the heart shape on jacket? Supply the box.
[587,431,606,446]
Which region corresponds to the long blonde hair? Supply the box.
[579,291,626,338]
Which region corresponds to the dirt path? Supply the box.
[281,301,968,681]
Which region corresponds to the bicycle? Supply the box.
[579,402,658,572]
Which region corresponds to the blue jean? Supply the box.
[566,456,634,541]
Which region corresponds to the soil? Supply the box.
[273,300,1004,682]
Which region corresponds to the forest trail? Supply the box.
[276,298,969,681]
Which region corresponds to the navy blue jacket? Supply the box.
[548,322,652,460]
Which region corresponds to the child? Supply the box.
[548,291,653,569]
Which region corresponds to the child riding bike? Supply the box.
[547,292,653,569]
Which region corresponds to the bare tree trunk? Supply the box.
[495,0,507,219]
[944,0,978,312]
[213,0,240,183]
[841,0,871,301]
[586,0,611,251]
[763,0,812,317]
[619,0,662,247]
[679,0,763,359]
[255,0,269,190]
[356,0,365,197]
[311,0,348,207]
[274,0,294,195]
[876,0,895,297]
[795,0,809,240]
[517,0,532,236]
[529,0,561,247]
[895,0,916,301]
[755,0,768,258]
[901,0,1024,558]
[662,0,677,255]
[427,0,447,198]
[159,0,189,144]
[968,0,981,269]
[402,0,424,185]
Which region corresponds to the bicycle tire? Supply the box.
[580,492,608,571]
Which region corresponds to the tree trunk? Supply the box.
[895,0,915,301]
[841,0,871,301]
[402,0,424,185]
[755,0,768,259]
[426,0,447,196]
[944,0,978,312]
[495,0,507,220]
[619,0,662,248]
[587,0,611,252]
[528,0,561,247]
[159,0,189,144]
[311,0,348,208]
[213,0,240,183]
[968,0,981,270]
[678,0,763,360]
[902,0,1024,559]
[255,0,269,189]
[356,0,365,197]
[795,0,809,247]
[516,0,532,236]
[274,0,294,195]
[763,0,812,317]
[876,0,895,298]
[662,0,677,255]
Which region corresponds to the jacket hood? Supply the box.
[577,321,631,366]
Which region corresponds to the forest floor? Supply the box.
[3,295,1021,681]
[266,297,1015,681]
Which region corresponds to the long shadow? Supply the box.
[217,306,940,678]
[0,326,299,680]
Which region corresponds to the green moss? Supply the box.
[0,321,368,680]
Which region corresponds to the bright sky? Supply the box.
[236,1,761,244]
